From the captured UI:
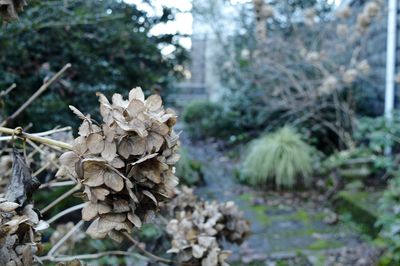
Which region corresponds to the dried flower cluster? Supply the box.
[57,87,180,241]
[166,187,250,266]
[50,222,85,254]
[0,201,48,265]
[356,1,381,32]
[253,0,273,44]
[336,6,351,20]
[0,149,48,266]
[304,8,316,26]
[0,0,27,22]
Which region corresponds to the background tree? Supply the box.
[0,0,188,131]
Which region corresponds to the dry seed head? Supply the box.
[343,69,358,84]
[357,60,370,75]
[304,8,316,26]
[305,51,320,63]
[0,201,48,265]
[336,24,348,37]
[335,6,351,20]
[166,187,250,265]
[318,75,338,95]
[0,0,27,22]
[260,4,274,19]
[395,73,400,84]
[58,87,180,241]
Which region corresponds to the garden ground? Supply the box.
[181,135,382,265]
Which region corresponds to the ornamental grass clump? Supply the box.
[242,127,312,189]
[57,87,180,242]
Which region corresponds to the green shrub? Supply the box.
[376,177,400,263]
[354,112,400,153]
[241,127,313,189]
[319,148,390,179]
[175,148,204,186]
[182,100,236,139]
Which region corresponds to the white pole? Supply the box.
[385,0,398,155]
[385,0,397,120]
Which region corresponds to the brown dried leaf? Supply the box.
[150,121,169,136]
[129,87,145,102]
[147,132,164,153]
[59,151,79,169]
[127,213,142,228]
[87,133,105,154]
[98,203,112,214]
[104,170,124,192]
[69,105,86,120]
[86,218,108,239]
[112,93,127,108]
[83,163,105,187]
[82,202,98,221]
[101,141,117,161]
[109,157,125,168]
[130,153,158,166]
[91,187,110,201]
[0,202,19,212]
[145,94,162,111]
[166,154,181,165]
[127,99,146,117]
[113,200,130,213]
[142,190,158,206]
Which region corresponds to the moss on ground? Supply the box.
[334,190,383,237]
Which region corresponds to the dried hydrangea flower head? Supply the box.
[0,0,27,22]
[166,187,250,266]
[57,87,180,241]
[0,149,48,265]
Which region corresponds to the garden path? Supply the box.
[182,137,378,265]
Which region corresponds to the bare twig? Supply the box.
[0,83,16,97]
[47,203,85,224]
[0,63,71,127]
[39,180,76,189]
[41,184,81,214]
[0,126,72,142]
[38,251,147,263]
[0,127,73,150]
[47,220,84,256]
[123,232,172,264]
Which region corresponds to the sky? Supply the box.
[123,0,193,52]
[123,0,343,53]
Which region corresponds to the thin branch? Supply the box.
[39,180,76,189]
[0,63,71,127]
[41,184,81,214]
[47,220,84,256]
[47,203,85,225]
[0,127,73,150]
[123,232,172,264]
[0,126,72,142]
[0,83,16,97]
[38,251,147,263]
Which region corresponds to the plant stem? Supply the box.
[47,220,84,256]
[123,232,172,264]
[41,184,81,214]
[0,83,16,97]
[0,63,71,127]
[0,126,72,142]
[47,203,85,224]
[0,126,73,150]
[37,251,147,263]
